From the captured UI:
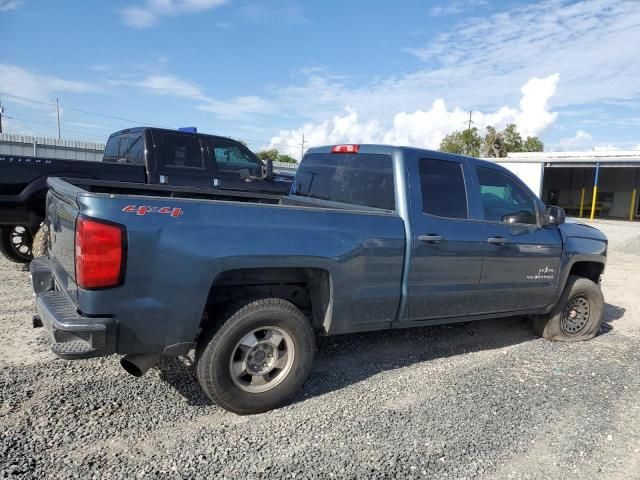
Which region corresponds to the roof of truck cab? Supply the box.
[109,127,247,143]
[306,144,490,164]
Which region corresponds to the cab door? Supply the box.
[151,131,212,188]
[471,164,562,314]
[407,156,485,320]
[207,139,264,191]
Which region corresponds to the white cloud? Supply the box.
[119,0,228,28]
[0,0,24,12]
[113,73,273,119]
[404,0,640,108]
[265,0,639,130]
[120,6,158,28]
[268,75,559,159]
[429,0,487,17]
[555,130,594,151]
[0,64,99,104]
[197,96,271,119]
[113,74,206,99]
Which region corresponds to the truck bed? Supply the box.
[45,177,406,356]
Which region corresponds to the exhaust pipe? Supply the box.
[120,353,161,377]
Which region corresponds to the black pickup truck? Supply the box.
[0,127,293,262]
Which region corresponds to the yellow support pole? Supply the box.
[630,189,637,221]
[579,187,585,218]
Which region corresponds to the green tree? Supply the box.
[482,126,506,158]
[501,123,523,153]
[482,124,544,157]
[523,136,544,152]
[256,148,280,163]
[439,127,482,157]
[256,148,298,164]
[277,154,298,164]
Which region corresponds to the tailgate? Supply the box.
[46,178,83,304]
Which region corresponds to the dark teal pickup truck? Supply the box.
[31,144,607,414]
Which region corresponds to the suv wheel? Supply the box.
[0,225,33,263]
[533,275,604,341]
[196,298,315,414]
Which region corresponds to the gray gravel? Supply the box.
[2,219,640,479]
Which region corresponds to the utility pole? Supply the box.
[0,98,3,134]
[465,110,474,155]
[300,132,305,161]
[56,98,61,139]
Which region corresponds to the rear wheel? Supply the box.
[533,275,604,341]
[196,298,315,414]
[0,225,33,263]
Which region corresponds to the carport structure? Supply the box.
[494,151,640,221]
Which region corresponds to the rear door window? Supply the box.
[160,133,204,169]
[419,158,468,219]
[293,153,395,210]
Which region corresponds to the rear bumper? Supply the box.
[30,256,116,359]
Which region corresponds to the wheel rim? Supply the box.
[560,295,591,335]
[9,226,33,260]
[229,326,295,393]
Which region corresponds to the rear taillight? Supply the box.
[331,144,359,153]
[75,216,125,289]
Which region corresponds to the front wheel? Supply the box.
[533,275,604,341]
[0,225,33,263]
[196,298,315,414]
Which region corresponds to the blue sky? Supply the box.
[1,0,639,157]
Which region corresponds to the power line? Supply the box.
[0,91,170,128]
[6,115,105,139]
[0,90,314,149]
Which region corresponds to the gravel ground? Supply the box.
[2,219,640,479]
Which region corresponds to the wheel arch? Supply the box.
[568,260,605,284]
[201,266,332,334]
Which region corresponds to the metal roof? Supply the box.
[497,150,640,164]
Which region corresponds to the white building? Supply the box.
[493,150,640,220]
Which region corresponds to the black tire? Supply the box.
[32,224,49,258]
[196,298,315,414]
[0,225,33,263]
[533,275,604,341]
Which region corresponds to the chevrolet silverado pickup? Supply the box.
[31,144,607,414]
[0,127,292,262]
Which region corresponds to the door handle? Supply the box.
[487,236,508,245]
[419,234,443,243]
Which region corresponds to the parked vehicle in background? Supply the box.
[31,144,607,414]
[0,127,293,262]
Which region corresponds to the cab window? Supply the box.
[160,134,204,169]
[103,135,120,162]
[293,153,395,210]
[211,141,261,175]
[124,134,144,165]
[419,158,468,219]
[476,166,537,224]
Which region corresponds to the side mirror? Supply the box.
[263,158,274,179]
[502,210,533,224]
[545,205,566,225]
